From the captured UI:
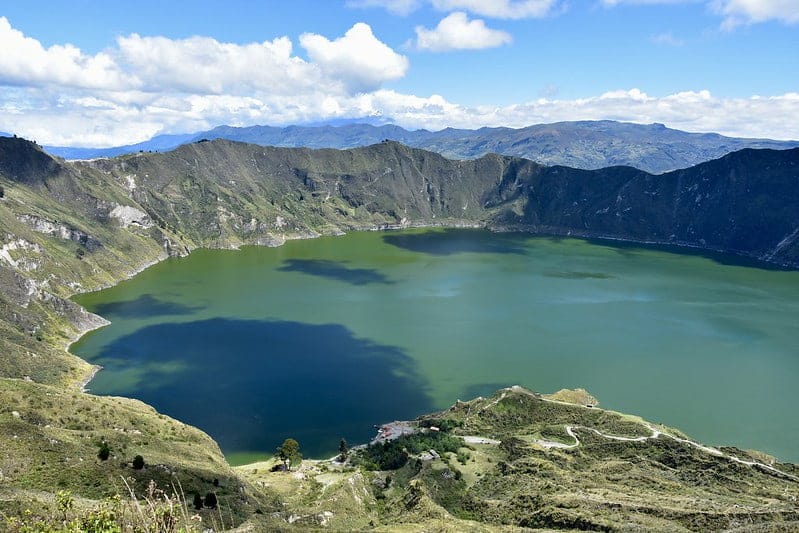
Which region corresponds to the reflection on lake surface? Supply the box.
[72,229,799,463]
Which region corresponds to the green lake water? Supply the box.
[71,229,799,464]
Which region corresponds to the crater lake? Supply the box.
[71,229,799,465]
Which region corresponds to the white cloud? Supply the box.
[711,0,799,28]
[651,32,684,45]
[0,17,132,90]
[117,34,326,95]
[415,12,512,51]
[299,23,409,93]
[0,17,405,99]
[601,0,799,27]
[365,89,799,141]
[0,18,797,147]
[3,85,798,147]
[346,0,423,15]
[431,0,559,18]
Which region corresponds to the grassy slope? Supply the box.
[231,387,799,531]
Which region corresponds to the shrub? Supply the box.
[98,441,111,461]
[354,432,464,471]
[204,492,218,509]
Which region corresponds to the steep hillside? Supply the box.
[238,386,798,531]
[43,120,799,174]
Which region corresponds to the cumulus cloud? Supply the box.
[0,17,797,147]
[117,34,327,95]
[0,17,405,98]
[0,17,132,90]
[300,23,409,93]
[415,12,512,51]
[711,0,799,28]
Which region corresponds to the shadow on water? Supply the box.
[582,237,793,271]
[87,318,433,458]
[383,228,528,255]
[278,259,394,285]
[92,294,204,318]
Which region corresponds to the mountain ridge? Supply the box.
[40,120,799,174]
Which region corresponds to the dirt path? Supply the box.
[472,390,799,483]
[534,422,799,483]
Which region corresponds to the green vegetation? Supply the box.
[97,441,110,461]
[354,431,465,471]
[2,485,223,533]
[276,438,302,471]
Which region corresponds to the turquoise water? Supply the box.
[71,229,799,464]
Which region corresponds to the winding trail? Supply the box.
[532,422,799,483]
[467,387,799,483]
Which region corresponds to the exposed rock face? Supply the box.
[17,214,99,249]
[108,204,152,228]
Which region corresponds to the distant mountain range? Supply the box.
[37,121,799,174]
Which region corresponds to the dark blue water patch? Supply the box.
[278,259,394,285]
[92,294,204,318]
[383,229,528,256]
[86,318,433,458]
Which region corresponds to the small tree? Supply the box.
[339,438,349,462]
[276,438,302,471]
[204,492,218,509]
[97,441,110,461]
[132,454,145,470]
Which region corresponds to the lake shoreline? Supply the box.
[67,225,799,464]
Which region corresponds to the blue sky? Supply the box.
[0,0,797,146]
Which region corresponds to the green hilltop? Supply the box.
[1,136,798,530]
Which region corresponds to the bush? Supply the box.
[354,432,464,471]
[97,441,111,461]
[204,492,218,509]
